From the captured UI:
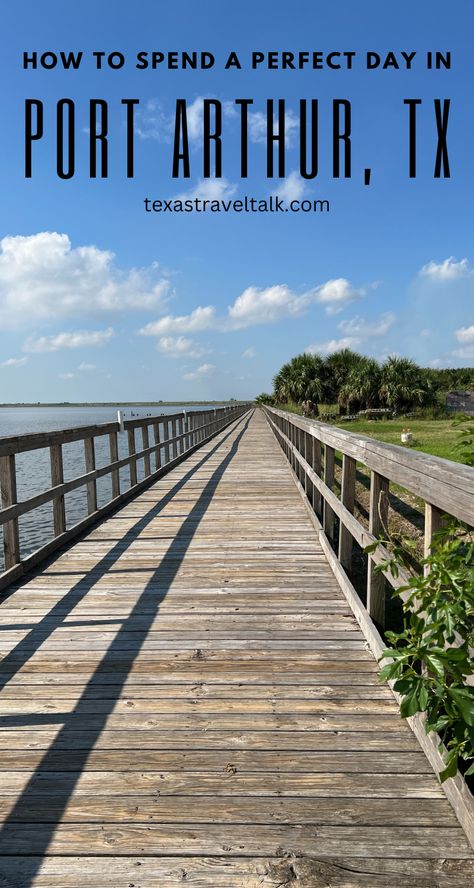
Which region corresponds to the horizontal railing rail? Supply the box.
[264,406,474,626]
[0,404,251,589]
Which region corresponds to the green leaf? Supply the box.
[400,687,422,718]
[439,752,458,783]
[447,688,474,726]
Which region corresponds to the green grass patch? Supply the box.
[334,418,462,463]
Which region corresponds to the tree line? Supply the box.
[255,350,474,415]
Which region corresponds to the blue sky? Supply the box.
[0,0,473,401]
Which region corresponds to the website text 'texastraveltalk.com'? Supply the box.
[143,195,330,214]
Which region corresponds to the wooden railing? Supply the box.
[264,406,474,627]
[264,406,474,841]
[0,404,250,590]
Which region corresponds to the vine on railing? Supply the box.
[366,417,474,782]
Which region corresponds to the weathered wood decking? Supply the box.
[0,409,472,886]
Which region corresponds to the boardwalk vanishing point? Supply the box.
[0,407,472,886]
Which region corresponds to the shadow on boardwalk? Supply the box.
[0,413,250,886]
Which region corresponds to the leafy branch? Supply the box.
[365,417,474,783]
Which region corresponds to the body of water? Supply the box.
[0,404,225,570]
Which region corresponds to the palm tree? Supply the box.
[324,349,365,403]
[339,357,382,412]
[273,354,328,406]
[380,356,435,413]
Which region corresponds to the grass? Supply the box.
[333,417,462,463]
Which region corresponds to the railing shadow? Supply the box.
[0,411,251,883]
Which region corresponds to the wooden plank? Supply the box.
[0,856,471,888]
[0,823,470,856]
[0,795,453,825]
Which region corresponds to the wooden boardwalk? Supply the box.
[0,409,472,886]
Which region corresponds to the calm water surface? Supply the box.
[0,404,223,570]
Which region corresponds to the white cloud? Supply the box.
[306,337,361,356]
[248,109,299,146]
[140,278,367,340]
[137,97,237,144]
[455,325,474,344]
[0,357,28,368]
[24,328,114,353]
[315,278,364,315]
[136,99,174,141]
[420,257,471,281]
[452,326,474,360]
[0,232,170,326]
[272,171,307,202]
[227,285,311,329]
[452,346,474,360]
[78,362,96,371]
[139,306,216,338]
[174,177,237,201]
[59,372,76,380]
[158,336,210,359]
[338,312,395,338]
[242,347,256,359]
[183,362,216,381]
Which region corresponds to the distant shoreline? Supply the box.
[0,401,251,408]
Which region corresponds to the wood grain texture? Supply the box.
[0,409,471,886]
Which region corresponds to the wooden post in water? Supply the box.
[50,443,66,536]
[338,454,356,571]
[367,470,389,626]
[127,428,137,486]
[0,455,20,569]
[84,437,97,514]
[109,431,120,498]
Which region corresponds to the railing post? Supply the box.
[164,420,170,464]
[109,431,120,498]
[0,454,20,569]
[153,422,161,471]
[424,503,445,576]
[303,430,310,497]
[311,435,322,518]
[84,437,97,514]
[188,413,194,446]
[323,445,335,542]
[50,443,66,536]
[367,470,389,627]
[177,415,184,455]
[338,454,356,571]
[171,417,178,460]
[142,425,151,477]
[127,428,138,486]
